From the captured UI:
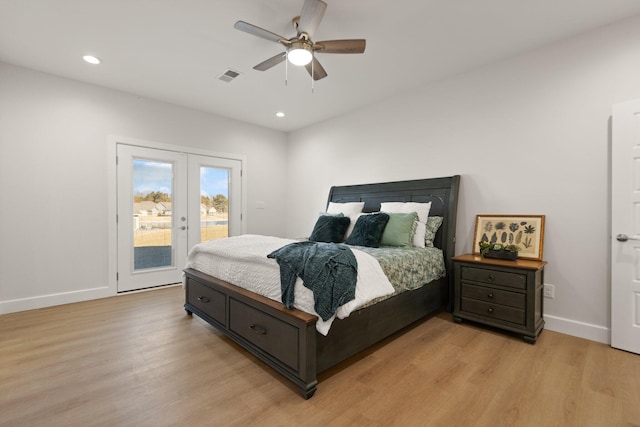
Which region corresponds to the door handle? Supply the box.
[179,226,187,230]
[616,234,640,242]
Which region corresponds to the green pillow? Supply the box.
[381,212,418,247]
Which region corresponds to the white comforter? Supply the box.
[185,234,395,335]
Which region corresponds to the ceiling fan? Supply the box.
[234,0,366,81]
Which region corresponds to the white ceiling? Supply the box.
[1,0,640,132]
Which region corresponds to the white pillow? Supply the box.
[327,202,365,216]
[326,202,365,240]
[413,221,427,248]
[343,213,363,240]
[380,201,432,248]
[380,201,431,223]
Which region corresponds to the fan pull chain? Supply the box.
[311,53,314,94]
[285,53,288,86]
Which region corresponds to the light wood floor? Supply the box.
[1,286,639,427]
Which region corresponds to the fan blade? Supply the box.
[234,20,286,43]
[305,57,328,81]
[253,52,287,71]
[315,39,366,54]
[298,0,327,37]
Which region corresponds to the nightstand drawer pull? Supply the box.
[488,308,494,313]
[197,296,210,303]
[249,323,267,335]
[487,274,495,282]
[487,293,494,298]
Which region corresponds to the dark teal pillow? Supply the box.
[309,215,351,243]
[345,213,390,248]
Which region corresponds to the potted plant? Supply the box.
[479,242,520,260]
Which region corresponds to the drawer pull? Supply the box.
[249,323,267,335]
[197,296,210,303]
[487,293,494,298]
[487,274,495,282]
[488,307,494,313]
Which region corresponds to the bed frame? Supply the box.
[184,175,460,398]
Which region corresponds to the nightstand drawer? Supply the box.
[461,297,525,325]
[461,283,526,309]
[461,266,527,290]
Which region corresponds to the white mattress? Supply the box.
[185,234,395,335]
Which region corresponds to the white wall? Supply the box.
[4,15,640,342]
[285,15,640,343]
[0,62,289,313]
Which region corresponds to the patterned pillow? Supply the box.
[425,216,444,247]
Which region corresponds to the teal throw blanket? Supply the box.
[267,241,357,321]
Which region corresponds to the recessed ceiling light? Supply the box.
[276,112,285,118]
[82,55,101,65]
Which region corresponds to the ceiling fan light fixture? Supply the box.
[82,55,101,65]
[234,0,364,81]
[287,42,312,66]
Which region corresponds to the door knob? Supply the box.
[616,234,640,242]
[179,226,187,230]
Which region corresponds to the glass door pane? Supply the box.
[117,144,187,292]
[188,154,242,251]
[133,159,174,270]
[199,166,229,243]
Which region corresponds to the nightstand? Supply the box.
[452,254,546,343]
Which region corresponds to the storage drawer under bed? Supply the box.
[229,298,300,371]
[186,277,227,327]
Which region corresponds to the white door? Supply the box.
[117,145,188,292]
[187,155,242,250]
[611,99,640,354]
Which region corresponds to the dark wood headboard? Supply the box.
[326,175,460,304]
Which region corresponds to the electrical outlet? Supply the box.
[543,284,555,299]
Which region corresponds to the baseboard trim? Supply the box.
[544,314,610,344]
[0,287,114,315]
[1,289,612,345]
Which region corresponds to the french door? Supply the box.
[117,144,241,292]
[188,154,242,245]
[611,99,640,355]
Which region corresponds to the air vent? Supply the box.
[218,69,241,83]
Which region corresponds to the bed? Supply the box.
[183,175,460,398]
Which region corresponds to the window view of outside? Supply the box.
[131,161,229,269]
[133,159,174,270]
[200,166,229,242]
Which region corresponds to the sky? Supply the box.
[200,166,229,198]
[133,160,229,198]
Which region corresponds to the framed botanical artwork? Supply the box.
[473,214,545,260]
